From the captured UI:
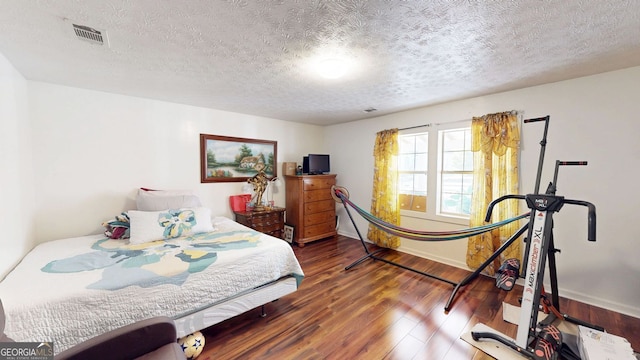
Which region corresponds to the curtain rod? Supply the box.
[398,110,519,131]
[398,117,468,131]
[398,124,430,131]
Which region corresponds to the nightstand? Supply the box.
[233,207,285,239]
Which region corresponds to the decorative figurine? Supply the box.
[247,162,268,211]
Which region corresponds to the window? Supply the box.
[399,123,472,223]
[398,133,428,212]
[438,128,473,217]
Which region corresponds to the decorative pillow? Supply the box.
[138,188,193,195]
[136,188,202,211]
[101,212,130,239]
[128,207,214,244]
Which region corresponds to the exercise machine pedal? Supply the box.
[496,258,520,291]
[532,324,562,360]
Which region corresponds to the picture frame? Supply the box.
[200,134,277,183]
[283,224,294,244]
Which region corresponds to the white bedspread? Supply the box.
[0,217,303,353]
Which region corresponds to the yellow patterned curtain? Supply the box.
[368,128,400,249]
[466,112,522,275]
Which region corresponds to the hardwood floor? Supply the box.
[197,235,640,359]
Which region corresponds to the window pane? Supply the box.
[399,194,413,210]
[441,192,472,215]
[461,194,472,215]
[463,151,474,171]
[443,130,465,151]
[462,174,473,194]
[413,173,427,195]
[441,193,461,214]
[412,195,427,212]
[398,154,415,171]
[414,153,428,171]
[441,173,462,193]
[439,127,473,218]
[443,151,465,171]
[399,136,415,154]
[398,132,428,212]
[399,173,414,193]
[415,135,428,153]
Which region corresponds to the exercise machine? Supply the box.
[466,116,601,360]
[471,158,598,360]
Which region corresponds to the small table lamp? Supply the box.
[267,177,282,207]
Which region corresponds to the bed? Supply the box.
[0,216,304,354]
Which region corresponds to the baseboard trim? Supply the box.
[336,231,640,319]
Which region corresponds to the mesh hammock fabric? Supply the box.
[332,186,528,241]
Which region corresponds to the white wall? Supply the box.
[326,66,640,318]
[28,82,324,243]
[0,53,34,279]
[3,50,638,318]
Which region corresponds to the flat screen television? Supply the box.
[307,154,330,175]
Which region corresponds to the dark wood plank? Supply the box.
[197,235,640,359]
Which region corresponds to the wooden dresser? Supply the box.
[285,174,337,246]
[233,207,285,239]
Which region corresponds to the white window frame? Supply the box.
[399,121,472,226]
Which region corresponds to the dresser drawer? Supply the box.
[257,221,284,234]
[304,189,333,202]
[303,177,335,190]
[303,221,336,238]
[304,210,335,226]
[304,199,334,214]
[249,212,282,227]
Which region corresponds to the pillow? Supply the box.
[128,207,214,244]
[136,188,202,211]
[101,212,130,239]
[139,188,193,195]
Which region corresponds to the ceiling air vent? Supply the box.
[72,24,106,45]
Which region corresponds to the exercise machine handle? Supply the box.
[484,194,526,222]
[557,161,588,166]
[564,199,597,241]
[524,115,550,194]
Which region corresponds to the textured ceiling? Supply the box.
[0,1,639,125]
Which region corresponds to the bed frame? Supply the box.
[174,276,298,336]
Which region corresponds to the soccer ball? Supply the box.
[178,331,205,359]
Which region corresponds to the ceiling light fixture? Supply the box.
[317,58,347,79]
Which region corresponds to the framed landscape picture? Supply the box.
[200,134,277,183]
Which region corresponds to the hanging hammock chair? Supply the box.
[331,185,529,312]
[332,186,528,241]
